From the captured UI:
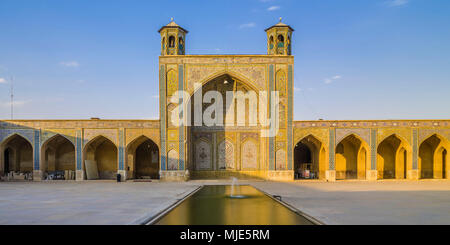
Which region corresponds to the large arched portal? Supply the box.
[419,134,448,179]
[40,135,75,180]
[0,134,33,176]
[377,135,410,179]
[186,74,262,178]
[293,135,325,179]
[83,136,118,180]
[335,134,368,180]
[126,136,159,179]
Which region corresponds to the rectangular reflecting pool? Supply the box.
[153,185,315,225]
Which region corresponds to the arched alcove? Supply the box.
[126,136,159,179]
[83,136,118,180]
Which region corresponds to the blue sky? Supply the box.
[0,0,449,120]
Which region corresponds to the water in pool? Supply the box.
[154,185,314,225]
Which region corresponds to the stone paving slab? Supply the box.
[0,181,199,225]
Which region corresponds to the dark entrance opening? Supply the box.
[294,143,314,179]
[4,148,10,174]
[135,139,159,179]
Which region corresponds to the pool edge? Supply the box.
[142,185,204,225]
[251,185,326,225]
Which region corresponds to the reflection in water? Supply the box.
[155,185,314,225]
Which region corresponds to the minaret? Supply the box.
[158,18,188,55]
[265,17,294,55]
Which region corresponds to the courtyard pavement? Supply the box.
[251,180,450,225]
[0,180,449,225]
[0,181,199,225]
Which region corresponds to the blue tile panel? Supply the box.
[412,128,418,169]
[178,64,185,170]
[34,130,40,170]
[76,130,82,170]
[268,64,275,170]
[160,65,166,171]
[329,128,335,170]
[118,128,125,170]
[287,65,293,170]
[370,129,377,170]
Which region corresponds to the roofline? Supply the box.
[0,119,160,122]
[158,26,189,34]
[1,119,449,122]
[265,25,295,32]
[159,54,294,58]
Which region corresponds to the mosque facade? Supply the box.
[1,20,449,182]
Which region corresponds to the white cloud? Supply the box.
[295,87,314,92]
[324,75,342,84]
[0,78,6,83]
[386,0,409,7]
[239,22,256,29]
[60,61,80,68]
[267,6,280,11]
[1,100,31,107]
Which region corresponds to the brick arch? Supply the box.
[126,134,159,149]
[377,134,411,179]
[0,133,34,174]
[189,70,262,96]
[419,133,449,147]
[336,132,370,148]
[83,134,117,149]
[0,132,33,148]
[295,134,325,150]
[378,133,412,152]
[335,133,370,180]
[294,134,327,179]
[39,134,76,175]
[419,134,449,179]
[82,135,118,180]
[40,133,75,148]
[125,135,160,179]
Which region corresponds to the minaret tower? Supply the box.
[265,17,294,55]
[158,18,188,55]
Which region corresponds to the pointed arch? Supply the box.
[294,134,325,179]
[0,133,33,148]
[336,132,369,147]
[191,71,261,96]
[188,73,259,127]
[377,134,411,179]
[126,135,159,179]
[335,134,370,180]
[40,134,75,178]
[83,135,118,180]
[419,132,450,146]
[0,133,33,175]
[419,134,449,179]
